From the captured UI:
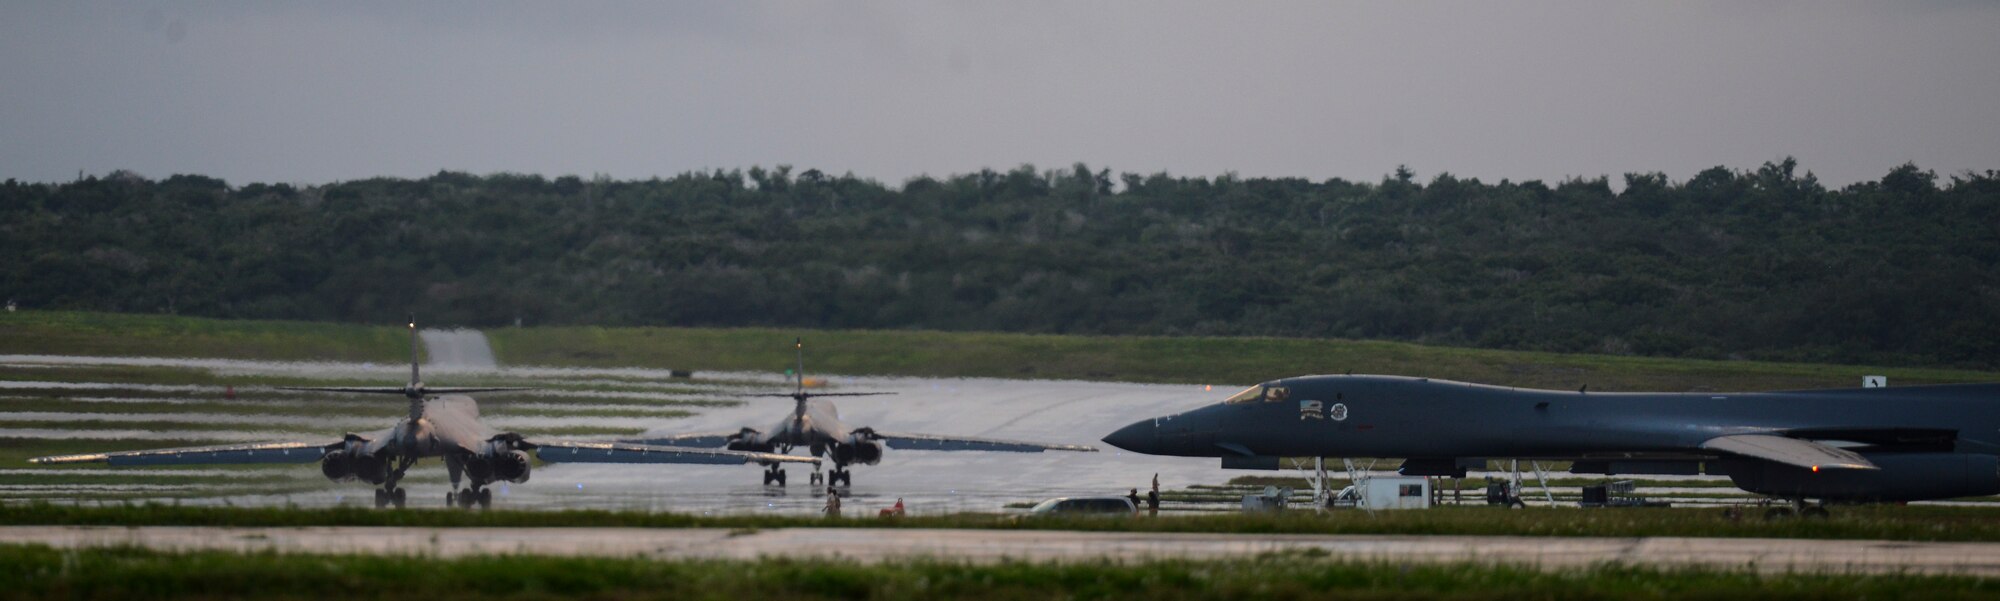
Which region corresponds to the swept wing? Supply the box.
[29,440,339,466]
[530,440,818,465]
[1700,433,1879,470]
[619,431,739,448]
[870,431,1097,453]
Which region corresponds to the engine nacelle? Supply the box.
[832,440,884,466]
[1720,453,2000,502]
[464,455,494,482]
[338,451,388,485]
[320,450,355,481]
[494,450,532,483]
[726,428,773,453]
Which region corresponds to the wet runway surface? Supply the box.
[528,376,1234,515]
[8,525,2000,575]
[1,352,1240,515]
[10,350,1992,514]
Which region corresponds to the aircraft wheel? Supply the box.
[392,488,407,509]
[775,469,787,487]
[762,470,774,486]
[375,489,389,509]
[1801,506,1830,519]
[478,488,493,510]
[446,491,456,507]
[1764,507,1794,521]
[810,471,823,486]
[1508,499,1525,509]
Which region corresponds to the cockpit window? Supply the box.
[1223,385,1264,404]
[1264,386,1290,402]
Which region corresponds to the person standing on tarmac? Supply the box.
[1147,474,1161,515]
[1126,488,1141,511]
[824,490,842,518]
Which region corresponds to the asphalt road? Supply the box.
[3,525,1996,575]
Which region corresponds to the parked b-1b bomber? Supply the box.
[1105,374,2000,516]
[29,317,819,508]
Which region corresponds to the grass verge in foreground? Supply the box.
[12,503,2000,542]
[2,545,1995,601]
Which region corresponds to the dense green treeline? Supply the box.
[2,160,1997,368]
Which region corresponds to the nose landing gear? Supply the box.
[763,466,788,486]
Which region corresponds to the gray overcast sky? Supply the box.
[3,2,1996,188]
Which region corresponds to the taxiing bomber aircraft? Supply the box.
[618,339,1097,487]
[1104,375,2000,513]
[29,317,818,508]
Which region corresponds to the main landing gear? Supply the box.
[775,465,852,487]
[442,453,494,510]
[447,487,493,510]
[373,455,416,509]
[808,464,851,487]
[1729,499,1831,521]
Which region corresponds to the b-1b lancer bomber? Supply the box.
[29,317,818,508]
[1105,374,2000,515]
[622,339,1097,487]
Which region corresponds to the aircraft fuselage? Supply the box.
[1103,375,2000,502]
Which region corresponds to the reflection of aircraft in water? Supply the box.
[1106,374,2000,517]
[30,317,817,509]
[626,338,1097,487]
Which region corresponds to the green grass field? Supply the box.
[12,503,2000,542]
[487,325,2000,390]
[0,311,409,363]
[9,310,1992,391]
[7,545,1991,601]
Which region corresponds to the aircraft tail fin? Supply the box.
[407,313,420,390]
[275,315,531,422]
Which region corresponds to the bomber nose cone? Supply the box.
[1102,419,1159,454]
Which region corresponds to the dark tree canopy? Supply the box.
[3,161,1997,369]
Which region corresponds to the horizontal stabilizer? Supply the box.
[278,386,533,396]
[874,431,1097,453]
[742,392,896,398]
[1701,434,1878,471]
[530,440,818,465]
[29,441,337,466]
[278,386,410,395]
[421,387,534,395]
